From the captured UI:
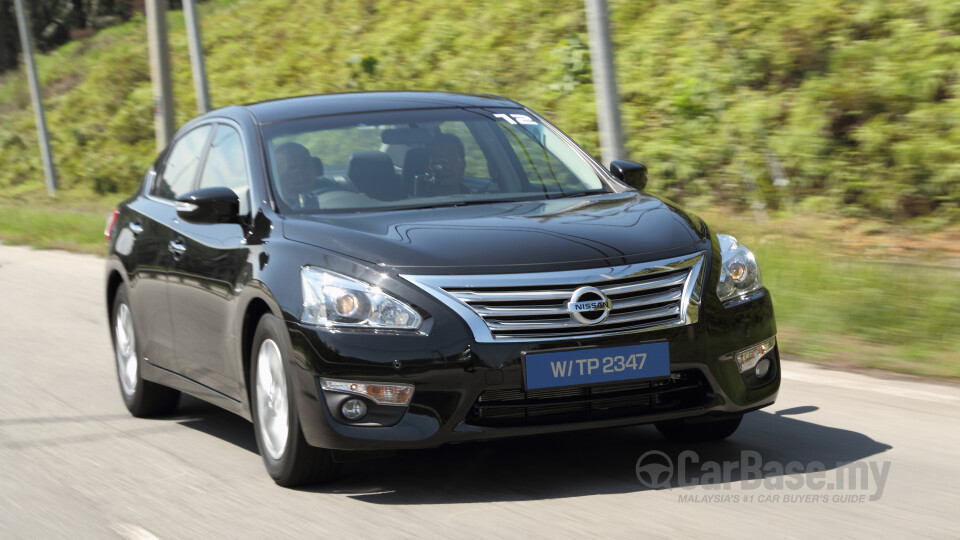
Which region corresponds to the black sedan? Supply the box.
[104,91,779,486]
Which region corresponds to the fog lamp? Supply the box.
[320,378,415,406]
[733,336,777,373]
[755,358,772,378]
[341,398,368,421]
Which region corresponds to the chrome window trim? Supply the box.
[402,251,706,343]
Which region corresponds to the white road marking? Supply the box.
[111,523,160,540]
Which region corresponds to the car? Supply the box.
[104,91,779,486]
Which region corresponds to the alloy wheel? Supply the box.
[256,338,289,460]
[114,303,138,397]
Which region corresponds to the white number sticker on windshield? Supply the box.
[493,113,539,126]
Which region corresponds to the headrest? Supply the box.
[348,150,395,180]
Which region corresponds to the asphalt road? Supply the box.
[1,245,959,539]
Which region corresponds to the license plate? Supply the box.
[523,343,670,390]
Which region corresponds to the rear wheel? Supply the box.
[250,315,338,487]
[655,414,743,442]
[111,283,180,417]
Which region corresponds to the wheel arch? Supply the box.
[105,269,125,319]
[240,292,282,410]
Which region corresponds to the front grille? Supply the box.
[467,369,713,427]
[403,252,705,342]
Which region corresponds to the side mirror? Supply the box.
[176,186,240,224]
[609,160,648,191]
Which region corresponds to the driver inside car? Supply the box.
[421,134,469,197]
[275,142,322,209]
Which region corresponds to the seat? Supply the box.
[401,147,429,195]
[347,150,405,201]
[311,156,325,177]
[306,155,338,194]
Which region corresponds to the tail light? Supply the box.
[104,210,120,246]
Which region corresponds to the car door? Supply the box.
[126,124,214,372]
[167,122,253,399]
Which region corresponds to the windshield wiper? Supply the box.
[401,198,534,210]
[549,189,608,199]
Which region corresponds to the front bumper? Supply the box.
[284,289,779,451]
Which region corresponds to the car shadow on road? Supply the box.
[314,407,893,504]
[166,398,892,504]
[173,395,259,454]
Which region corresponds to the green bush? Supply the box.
[0,0,957,220]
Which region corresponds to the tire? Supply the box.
[655,414,743,442]
[111,283,180,417]
[250,315,339,487]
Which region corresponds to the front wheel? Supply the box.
[250,315,339,487]
[111,283,180,417]
[655,414,743,442]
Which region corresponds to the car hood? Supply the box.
[282,193,707,270]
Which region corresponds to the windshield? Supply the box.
[261,107,609,213]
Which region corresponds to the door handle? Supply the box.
[168,238,186,259]
[129,220,143,235]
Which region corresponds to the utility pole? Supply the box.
[145,0,175,150]
[13,0,57,196]
[584,0,626,165]
[183,0,211,113]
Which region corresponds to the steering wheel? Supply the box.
[470,178,501,194]
[308,178,343,197]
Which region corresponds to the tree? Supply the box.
[0,0,18,73]
[0,0,136,74]
[71,0,86,29]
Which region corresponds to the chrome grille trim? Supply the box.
[402,252,706,342]
[603,273,688,295]
[485,305,681,331]
[470,288,682,317]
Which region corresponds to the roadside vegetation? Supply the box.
[0,0,957,378]
[697,207,960,379]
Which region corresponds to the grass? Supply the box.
[2,0,960,220]
[0,197,118,254]
[693,207,960,379]
[764,255,960,379]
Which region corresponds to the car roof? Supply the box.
[236,91,523,125]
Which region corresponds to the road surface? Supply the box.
[1,245,958,538]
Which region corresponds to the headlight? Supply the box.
[300,267,422,330]
[716,234,763,303]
